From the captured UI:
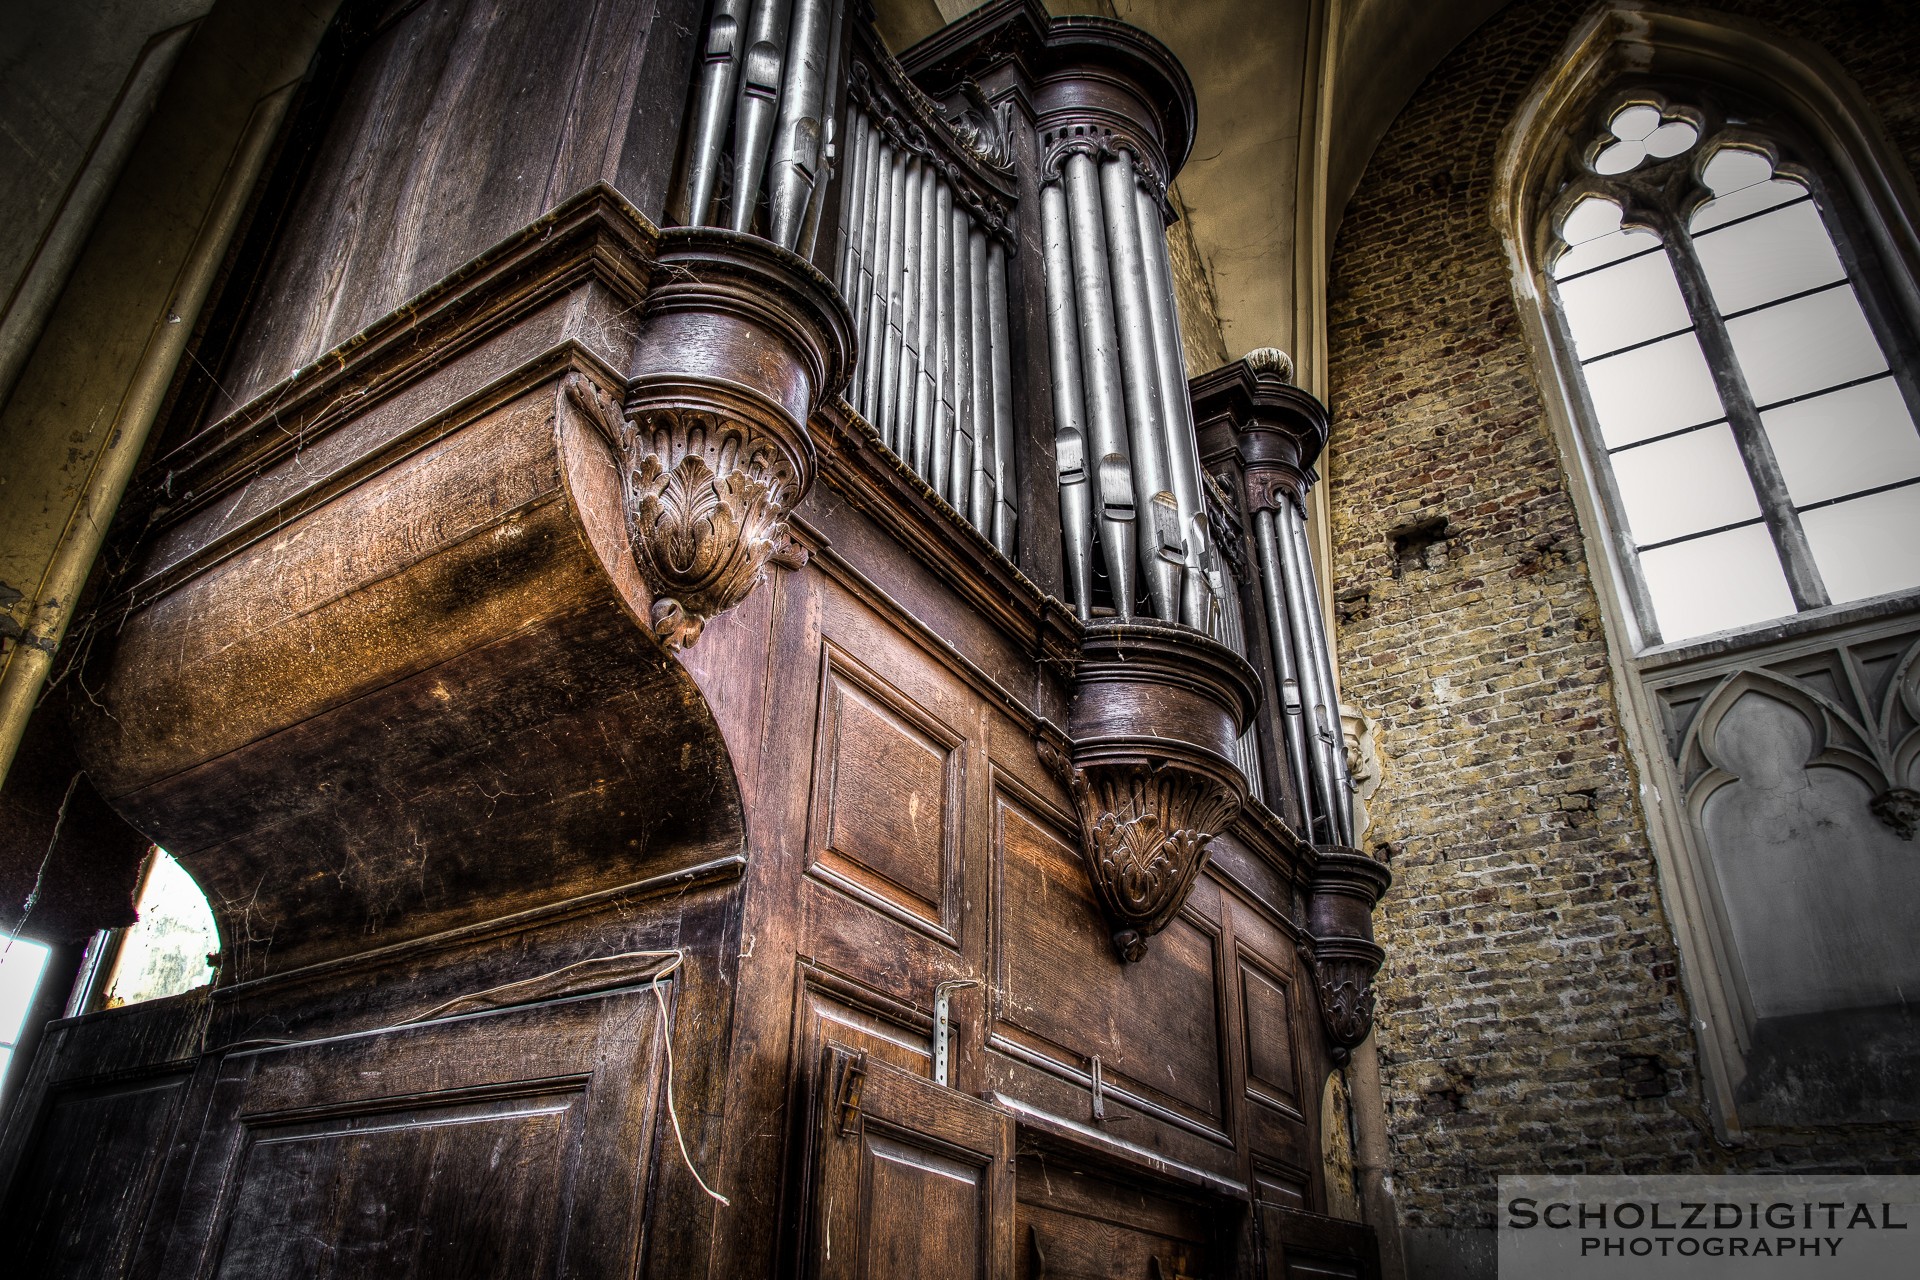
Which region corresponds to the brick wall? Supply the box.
[1324,0,1920,1248]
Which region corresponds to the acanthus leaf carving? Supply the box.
[562,373,808,652]
[942,80,1017,172]
[1061,757,1239,963]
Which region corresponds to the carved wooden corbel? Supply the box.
[1049,619,1260,962]
[565,374,809,651]
[1304,846,1393,1063]
[594,226,852,650]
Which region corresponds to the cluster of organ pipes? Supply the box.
[674,1,1357,842]
[681,0,846,252]
[1040,143,1216,630]
[835,105,1020,556]
[1254,487,1354,847]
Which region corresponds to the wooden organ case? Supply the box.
[0,1,1389,1277]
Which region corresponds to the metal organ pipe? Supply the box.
[766,0,835,248]
[911,165,938,475]
[894,158,923,458]
[1134,181,1209,631]
[987,240,1016,557]
[860,138,894,419]
[727,0,792,234]
[1041,182,1094,618]
[684,0,749,227]
[1061,150,1138,618]
[949,207,975,515]
[967,228,993,535]
[1281,501,1354,845]
[877,147,907,444]
[1098,152,1181,622]
[930,181,955,499]
[837,109,868,302]
[1273,497,1345,843]
[1255,507,1319,836]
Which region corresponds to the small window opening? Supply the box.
[99,849,218,1008]
[0,935,51,1085]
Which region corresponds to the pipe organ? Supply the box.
[1,2,1388,1276]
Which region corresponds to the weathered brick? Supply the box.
[1326,0,1920,1233]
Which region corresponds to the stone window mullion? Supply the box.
[1658,214,1832,611]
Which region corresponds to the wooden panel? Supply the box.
[1260,1205,1379,1280]
[212,1090,585,1278]
[0,1072,189,1279]
[993,788,1225,1126]
[1242,956,1301,1115]
[1016,1157,1217,1279]
[218,0,658,413]
[809,1047,1013,1280]
[808,648,963,942]
[161,986,665,1280]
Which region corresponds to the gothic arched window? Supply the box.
[1544,95,1920,645]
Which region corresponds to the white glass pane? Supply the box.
[1701,147,1773,194]
[1801,486,1920,604]
[1726,285,1889,406]
[1562,196,1622,244]
[1582,332,1726,447]
[1612,424,1759,545]
[1766,378,1920,505]
[1645,120,1698,158]
[1595,140,1645,175]
[0,937,50,1046]
[1690,177,1804,232]
[1640,523,1795,642]
[1558,250,1690,358]
[1693,200,1844,314]
[1553,227,1661,279]
[103,850,218,1007]
[1610,105,1661,141]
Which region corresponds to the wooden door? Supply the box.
[156,986,666,1280]
[808,1045,1014,1280]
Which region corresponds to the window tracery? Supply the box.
[1545,97,1920,644]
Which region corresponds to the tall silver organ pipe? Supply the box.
[987,241,1016,557]
[728,0,793,235]
[1255,507,1318,833]
[1135,181,1209,630]
[1041,182,1094,617]
[684,0,845,253]
[683,0,749,227]
[1273,497,1350,846]
[1061,150,1138,618]
[1281,501,1354,845]
[1098,151,1181,622]
[766,0,840,247]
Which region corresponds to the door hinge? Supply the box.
[830,1048,867,1136]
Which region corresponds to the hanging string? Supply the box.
[645,949,731,1207]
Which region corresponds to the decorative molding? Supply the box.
[846,58,1014,243]
[564,374,807,651]
[1663,629,1920,833]
[942,80,1017,172]
[1061,757,1240,962]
